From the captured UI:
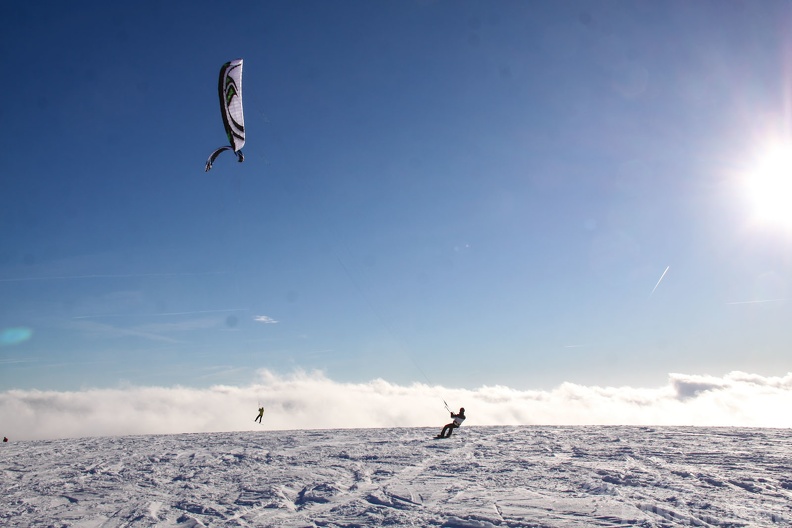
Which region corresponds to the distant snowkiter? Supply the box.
[2,437,7,443]
[254,407,264,423]
[436,408,465,438]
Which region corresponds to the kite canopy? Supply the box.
[205,59,245,172]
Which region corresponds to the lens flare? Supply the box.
[0,327,33,346]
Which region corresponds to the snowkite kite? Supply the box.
[205,59,245,172]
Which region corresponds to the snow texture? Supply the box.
[2,426,791,527]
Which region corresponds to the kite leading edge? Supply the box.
[205,59,245,172]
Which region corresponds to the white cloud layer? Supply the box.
[2,370,792,441]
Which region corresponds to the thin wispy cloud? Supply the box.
[73,309,246,320]
[65,314,243,342]
[0,272,227,283]
[134,317,229,334]
[3,370,792,441]
[0,358,38,365]
[66,320,183,344]
[253,315,278,324]
[194,365,249,381]
[726,298,790,305]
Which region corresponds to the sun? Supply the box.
[745,144,792,229]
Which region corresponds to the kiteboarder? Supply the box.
[436,407,465,438]
[254,407,264,423]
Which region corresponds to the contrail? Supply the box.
[650,266,670,297]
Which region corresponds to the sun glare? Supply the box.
[746,144,792,228]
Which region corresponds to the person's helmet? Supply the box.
[459,407,465,413]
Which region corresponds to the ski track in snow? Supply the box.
[2,426,791,527]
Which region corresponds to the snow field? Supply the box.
[1,426,791,526]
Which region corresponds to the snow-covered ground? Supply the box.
[2,426,790,527]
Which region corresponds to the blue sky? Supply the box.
[2,0,792,428]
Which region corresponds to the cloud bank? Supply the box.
[2,370,792,440]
